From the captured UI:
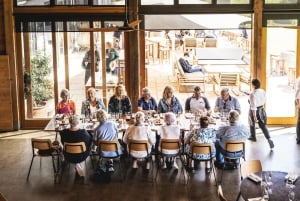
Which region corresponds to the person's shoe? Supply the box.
[205,167,211,174]
[268,139,274,149]
[173,161,179,170]
[248,137,257,142]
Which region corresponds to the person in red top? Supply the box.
[56,89,76,114]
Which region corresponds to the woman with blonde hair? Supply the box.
[295,77,300,144]
[157,86,183,114]
[108,84,132,114]
[123,112,156,171]
[81,87,105,118]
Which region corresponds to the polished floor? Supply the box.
[0,127,299,201]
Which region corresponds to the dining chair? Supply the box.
[97,140,125,181]
[235,159,262,201]
[187,142,217,185]
[220,140,246,183]
[60,142,89,181]
[218,184,228,201]
[26,138,60,183]
[127,139,154,182]
[155,138,186,183]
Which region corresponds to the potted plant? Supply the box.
[24,51,53,117]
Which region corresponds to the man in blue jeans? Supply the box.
[214,110,250,169]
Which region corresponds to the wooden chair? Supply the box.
[188,142,217,185]
[174,59,206,94]
[128,140,154,181]
[26,138,60,182]
[235,160,262,201]
[155,139,186,183]
[218,184,228,201]
[214,73,240,95]
[62,142,89,179]
[97,140,124,180]
[220,140,245,183]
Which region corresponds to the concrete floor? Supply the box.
[0,126,299,201]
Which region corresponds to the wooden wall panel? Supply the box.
[0,0,5,54]
[0,55,13,130]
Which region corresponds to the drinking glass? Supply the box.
[261,181,269,201]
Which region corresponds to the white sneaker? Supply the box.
[75,163,85,177]
[173,161,179,170]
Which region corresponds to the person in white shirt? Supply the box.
[123,112,156,171]
[185,86,211,115]
[157,112,181,169]
[248,78,274,149]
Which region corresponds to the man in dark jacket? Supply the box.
[178,52,203,73]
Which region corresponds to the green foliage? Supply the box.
[30,51,53,105]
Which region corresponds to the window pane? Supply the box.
[55,0,87,5]
[217,0,250,4]
[266,27,297,117]
[267,19,297,27]
[265,0,297,4]
[17,0,50,6]
[179,0,211,4]
[24,32,55,119]
[93,0,125,5]
[141,0,173,5]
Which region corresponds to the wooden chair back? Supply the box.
[64,142,86,154]
[32,138,52,151]
[160,138,180,151]
[190,142,213,156]
[240,160,262,179]
[98,140,120,152]
[128,140,150,153]
[225,140,245,153]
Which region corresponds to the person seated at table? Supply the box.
[157,85,183,114]
[185,86,211,115]
[214,88,241,114]
[214,110,249,169]
[56,89,76,114]
[93,109,123,172]
[185,116,216,173]
[81,87,105,118]
[137,87,158,114]
[108,84,132,115]
[60,114,92,177]
[123,112,156,171]
[157,112,180,170]
[178,52,203,73]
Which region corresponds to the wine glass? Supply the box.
[288,186,295,201]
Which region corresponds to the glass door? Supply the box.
[264,19,298,124]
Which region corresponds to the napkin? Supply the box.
[247,173,262,183]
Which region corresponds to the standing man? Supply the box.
[185,86,211,115]
[214,88,241,114]
[82,48,100,84]
[137,87,158,113]
[248,78,274,149]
